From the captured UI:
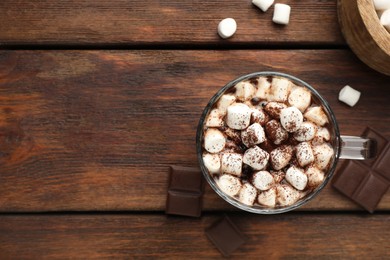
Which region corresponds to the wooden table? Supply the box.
[0,1,389,258]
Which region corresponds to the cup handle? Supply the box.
[339,135,377,160]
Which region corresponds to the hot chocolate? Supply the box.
[201,75,335,209]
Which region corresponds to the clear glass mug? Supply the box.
[196,72,375,214]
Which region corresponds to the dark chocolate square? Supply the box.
[169,166,204,193]
[332,161,369,197]
[353,174,389,213]
[374,146,390,182]
[362,127,389,167]
[205,216,246,257]
[165,190,202,217]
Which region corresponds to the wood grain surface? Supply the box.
[0,213,389,258]
[0,0,343,46]
[0,50,389,212]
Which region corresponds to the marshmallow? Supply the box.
[313,143,334,170]
[305,166,325,187]
[203,153,221,174]
[288,86,311,112]
[285,166,308,191]
[204,128,226,153]
[252,170,274,190]
[295,142,315,167]
[268,77,292,102]
[241,123,266,147]
[312,127,330,145]
[255,77,271,99]
[251,108,268,126]
[221,153,243,176]
[206,109,224,127]
[304,106,328,126]
[257,187,277,207]
[270,145,293,170]
[243,146,269,170]
[293,122,317,142]
[224,128,241,144]
[252,0,274,12]
[373,0,390,10]
[217,174,242,196]
[381,9,390,30]
[217,18,237,39]
[280,107,303,132]
[276,184,300,206]
[272,4,291,25]
[218,94,236,115]
[264,102,287,119]
[235,81,256,101]
[338,85,361,107]
[265,119,289,145]
[239,183,257,206]
[226,103,252,130]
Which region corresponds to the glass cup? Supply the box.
[196,71,375,214]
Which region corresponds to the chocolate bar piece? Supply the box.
[165,166,204,217]
[332,127,390,213]
[205,216,247,257]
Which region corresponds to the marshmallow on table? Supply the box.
[226,103,252,130]
[380,9,390,31]
[243,146,269,170]
[272,4,291,25]
[203,153,221,174]
[288,86,311,112]
[257,187,277,207]
[280,107,303,132]
[313,143,334,170]
[218,174,242,196]
[373,0,390,10]
[252,0,274,12]
[241,123,266,147]
[217,18,237,39]
[338,85,361,107]
[221,153,243,176]
[239,183,257,205]
[293,121,317,142]
[285,166,308,191]
[204,128,226,153]
[252,170,274,191]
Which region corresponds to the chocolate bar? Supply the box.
[332,127,390,213]
[165,166,204,217]
[205,216,247,257]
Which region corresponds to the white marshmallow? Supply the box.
[252,0,274,12]
[264,102,287,119]
[285,166,308,191]
[265,120,289,145]
[218,94,236,115]
[272,4,291,25]
[304,106,328,126]
[217,18,237,39]
[295,142,315,167]
[270,145,293,170]
[313,143,334,170]
[312,127,330,145]
[217,174,242,196]
[239,183,257,206]
[241,123,266,147]
[257,187,277,207]
[243,146,269,170]
[268,77,292,102]
[203,153,221,174]
[294,121,317,142]
[252,170,274,190]
[338,85,361,107]
[221,153,243,176]
[206,109,224,127]
[288,86,311,112]
[255,77,271,99]
[381,9,390,30]
[204,129,226,153]
[280,107,303,132]
[251,108,268,125]
[235,81,256,101]
[373,0,390,10]
[226,103,252,130]
[305,166,325,187]
[276,184,300,206]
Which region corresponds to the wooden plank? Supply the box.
[0,50,389,212]
[0,0,344,46]
[0,213,388,258]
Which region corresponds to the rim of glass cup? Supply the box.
[196,71,342,214]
